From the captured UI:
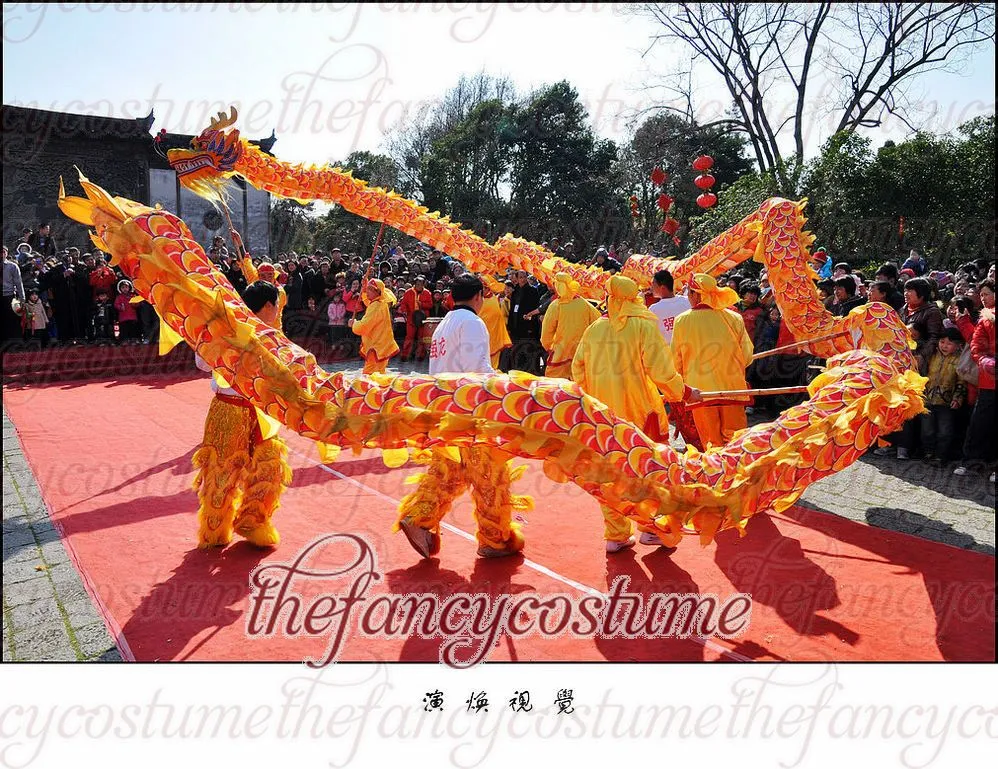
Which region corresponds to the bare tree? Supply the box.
[632,2,995,193]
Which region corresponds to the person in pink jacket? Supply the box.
[954,279,995,482]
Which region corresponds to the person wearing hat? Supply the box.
[811,249,832,279]
[192,281,292,549]
[399,274,433,361]
[480,275,512,370]
[395,273,531,560]
[572,275,701,553]
[350,278,399,374]
[671,273,755,448]
[540,272,600,379]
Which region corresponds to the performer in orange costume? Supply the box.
[671,273,755,447]
[541,272,600,379]
[399,275,433,361]
[572,275,700,552]
[351,278,399,374]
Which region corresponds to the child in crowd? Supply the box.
[21,289,51,347]
[327,290,347,344]
[114,280,141,343]
[92,290,116,343]
[901,327,967,463]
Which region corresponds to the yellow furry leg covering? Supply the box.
[192,397,253,548]
[601,505,635,543]
[232,436,292,548]
[394,450,469,538]
[462,446,532,553]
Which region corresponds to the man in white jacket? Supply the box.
[396,274,532,560]
[428,274,494,375]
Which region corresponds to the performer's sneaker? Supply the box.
[476,545,521,558]
[400,520,440,558]
[605,537,636,554]
[638,531,678,553]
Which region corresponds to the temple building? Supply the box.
[1,105,275,255]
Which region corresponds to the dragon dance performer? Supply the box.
[231,229,287,326]
[480,275,512,370]
[540,272,601,379]
[193,281,292,549]
[671,273,755,448]
[394,274,532,559]
[351,278,399,374]
[572,275,700,552]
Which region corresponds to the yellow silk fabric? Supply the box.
[571,314,685,429]
[689,273,740,310]
[541,296,600,376]
[671,308,755,392]
[480,296,512,357]
[353,297,399,362]
[607,275,657,332]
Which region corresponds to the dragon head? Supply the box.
[58,171,155,258]
[166,107,244,202]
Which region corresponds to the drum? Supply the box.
[420,317,443,350]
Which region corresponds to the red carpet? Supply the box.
[3,374,994,662]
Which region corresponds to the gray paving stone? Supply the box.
[62,597,105,631]
[1,529,35,549]
[2,544,41,564]
[12,621,75,661]
[74,622,116,658]
[38,540,70,566]
[9,596,64,631]
[91,647,123,662]
[4,577,56,608]
[2,558,49,585]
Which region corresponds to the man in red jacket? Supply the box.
[399,275,433,361]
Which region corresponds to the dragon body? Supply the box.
[59,168,925,548]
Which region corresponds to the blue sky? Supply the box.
[4,3,995,168]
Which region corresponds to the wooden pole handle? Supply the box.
[699,385,811,400]
[751,330,851,361]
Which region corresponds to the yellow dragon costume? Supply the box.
[55,105,924,555]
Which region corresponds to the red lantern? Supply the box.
[694,174,716,190]
[656,193,673,211]
[661,217,680,235]
[696,192,718,209]
[692,155,714,171]
[651,166,668,186]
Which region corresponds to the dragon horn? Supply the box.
[209,106,239,131]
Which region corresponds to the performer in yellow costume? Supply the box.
[671,273,755,447]
[541,272,601,379]
[394,274,532,559]
[232,229,287,326]
[193,281,292,549]
[480,276,512,370]
[572,275,699,552]
[351,278,399,374]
